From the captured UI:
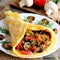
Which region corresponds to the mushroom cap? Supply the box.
[25,0,33,7]
[44,1,58,14]
[19,0,26,7]
[19,0,33,7]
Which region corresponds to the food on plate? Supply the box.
[44,1,58,16]
[23,16,35,23]
[0,34,5,40]
[16,29,52,54]
[33,0,47,8]
[38,18,53,28]
[39,18,49,26]
[0,27,10,35]
[27,16,35,23]
[19,0,33,7]
[53,28,58,34]
[2,41,12,50]
[4,11,56,58]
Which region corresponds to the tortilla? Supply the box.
[5,11,56,58]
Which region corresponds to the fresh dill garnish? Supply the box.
[0,27,10,35]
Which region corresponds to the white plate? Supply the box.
[0,13,60,58]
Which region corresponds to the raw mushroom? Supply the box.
[44,1,58,16]
[19,0,33,7]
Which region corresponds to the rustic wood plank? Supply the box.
[10,0,46,16]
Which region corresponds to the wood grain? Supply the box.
[10,0,46,15]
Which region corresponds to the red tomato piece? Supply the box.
[35,36,42,42]
[16,42,22,50]
[25,36,32,40]
[21,50,32,55]
[34,0,47,8]
[30,46,37,51]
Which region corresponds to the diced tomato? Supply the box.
[35,36,42,42]
[16,42,22,50]
[30,46,37,51]
[21,50,32,55]
[25,36,32,40]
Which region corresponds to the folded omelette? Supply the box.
[4,11,56,58]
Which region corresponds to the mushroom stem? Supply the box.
[19,0,25,8]
[46,9,52,16]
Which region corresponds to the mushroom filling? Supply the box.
[16,30,51,54]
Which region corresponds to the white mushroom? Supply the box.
[19,0,33,8]
[44,1,58,16]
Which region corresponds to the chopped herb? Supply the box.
[45,23,53,28]
[0,40,9,44]
[37,21,53,28]
[24,19,29,22]
[39,46,43,52]
[2,41,12,50]
[0,27,10,35]
[51,0,59,3]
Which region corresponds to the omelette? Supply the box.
[4,11,56,58]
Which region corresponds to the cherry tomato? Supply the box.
[21,50,32,55]
[25,36,32,40]
[34,0,47,8]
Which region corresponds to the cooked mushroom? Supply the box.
[0,34,5,40]
[53,28,58,34]
[27,16,35,23]
[2,42,12,50]
[24,42,30,50]
[39,18,49,25]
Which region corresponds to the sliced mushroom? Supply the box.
[53,28,58,34]
[2,42,12,50]
[0,34,5,40]
[39,18,49,26]
[24,42,30,50]
[27,16,35,23]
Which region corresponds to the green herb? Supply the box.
[39,46,43,52]
[36,21,53,28]
[51,0,59,3]
[23,16,29,22]
[45,23,53,28]
[24,19,29,22]
[0,40,9,44]
[0,27,10,35]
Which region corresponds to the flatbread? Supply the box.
[5,11,56,58]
